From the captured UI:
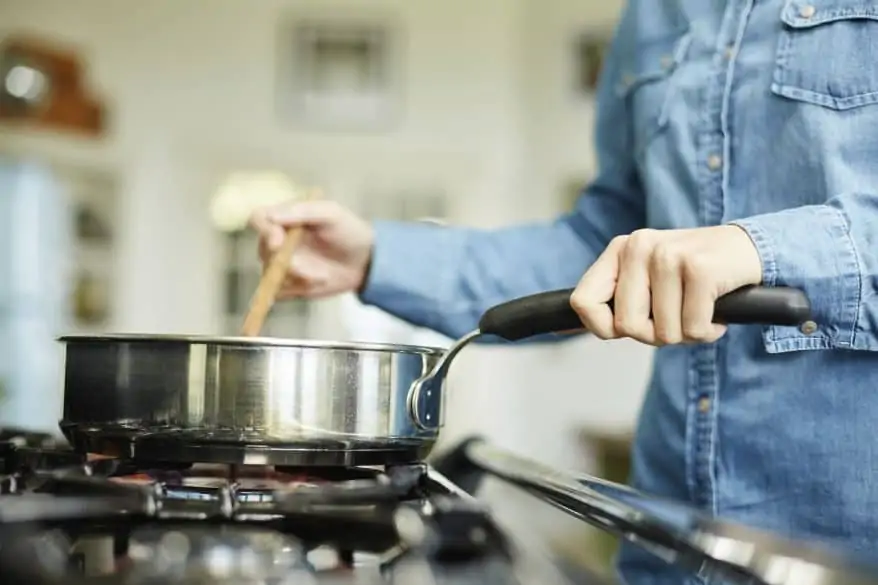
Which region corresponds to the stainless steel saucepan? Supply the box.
[59,285,811,466]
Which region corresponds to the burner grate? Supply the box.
[0,437,510,585]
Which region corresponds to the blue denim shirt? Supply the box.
[360,1,878,583]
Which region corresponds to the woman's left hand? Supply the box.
[570,225,763,345]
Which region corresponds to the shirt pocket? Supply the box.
[772,0,878,109]
[616,31,691,157]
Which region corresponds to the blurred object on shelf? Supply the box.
[72,270,109,325]
[0,34,106,136]
[572,34,610,94]
[75,203,111,242]
[66,168,117,331]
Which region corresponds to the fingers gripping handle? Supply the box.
[410,286,811,431]
[477,286,813,342]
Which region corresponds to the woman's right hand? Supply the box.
[247,199,375,299]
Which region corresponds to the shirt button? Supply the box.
[799,4,816,18]
[698,397,711,413]
[724,45,735,59]
[800,320,818,335]
[660,54,674,70]
[707,154,723,170]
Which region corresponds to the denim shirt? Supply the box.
[360,1,878,583]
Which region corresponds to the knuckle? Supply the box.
[630,228,656,239]
[569,295,598,328]
[681,253,711,279]
[625,229,656,259]
[609,235,629,248]
[569,292,588,316]
[650,242,682,272]
[613,315,635,337]
[592,328,615,341]
[654,328,680,345]
[682,324,711,342]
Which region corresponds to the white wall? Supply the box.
[0,0,653,537]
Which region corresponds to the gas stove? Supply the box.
[1,428,878,585]
[0,428,585,585]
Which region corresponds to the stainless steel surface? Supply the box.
[462,440,878,585]
[60,334,455,459]
[408,329,481,431]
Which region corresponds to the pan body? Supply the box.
[59,334,446,466]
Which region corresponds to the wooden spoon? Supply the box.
[240,189,321,337]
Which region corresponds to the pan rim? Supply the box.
[57,333,448,356]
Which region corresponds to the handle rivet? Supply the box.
[799,320,818,335]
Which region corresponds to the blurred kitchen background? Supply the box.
[0,0,653,576]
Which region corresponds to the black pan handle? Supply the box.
[478,286,812,342]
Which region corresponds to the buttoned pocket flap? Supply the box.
[781,0,878,28]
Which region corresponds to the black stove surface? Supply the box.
[0,428,573,585]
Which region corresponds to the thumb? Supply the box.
[267,199,341,228]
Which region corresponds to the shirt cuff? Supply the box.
[731,204,862,352]
[359,220,470,330]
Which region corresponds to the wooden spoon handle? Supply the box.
[240,190,319,336]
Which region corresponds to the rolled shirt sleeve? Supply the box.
[733,193,878,352]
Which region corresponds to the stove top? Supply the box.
[0,428,547,585]
[2,427,878,585]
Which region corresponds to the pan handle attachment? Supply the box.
[408,285,812,431]
[478,285,813,342]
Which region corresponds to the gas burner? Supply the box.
[61,424,432,467]
[0,450,505,585]
[0,436,495,584]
